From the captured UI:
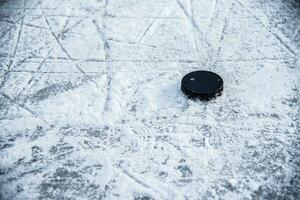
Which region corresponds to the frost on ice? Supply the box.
[0,0,299,199]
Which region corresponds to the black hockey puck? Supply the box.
[181,71,223,100]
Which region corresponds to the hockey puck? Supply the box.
[181,71,223,100]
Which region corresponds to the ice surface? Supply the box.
[0,0,299,199]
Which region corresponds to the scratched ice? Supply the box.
[0,0,299,199]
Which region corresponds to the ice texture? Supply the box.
[0,0,299,199]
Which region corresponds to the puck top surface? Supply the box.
[181,70,223,100]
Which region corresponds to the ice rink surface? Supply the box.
[0,0,299,199]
